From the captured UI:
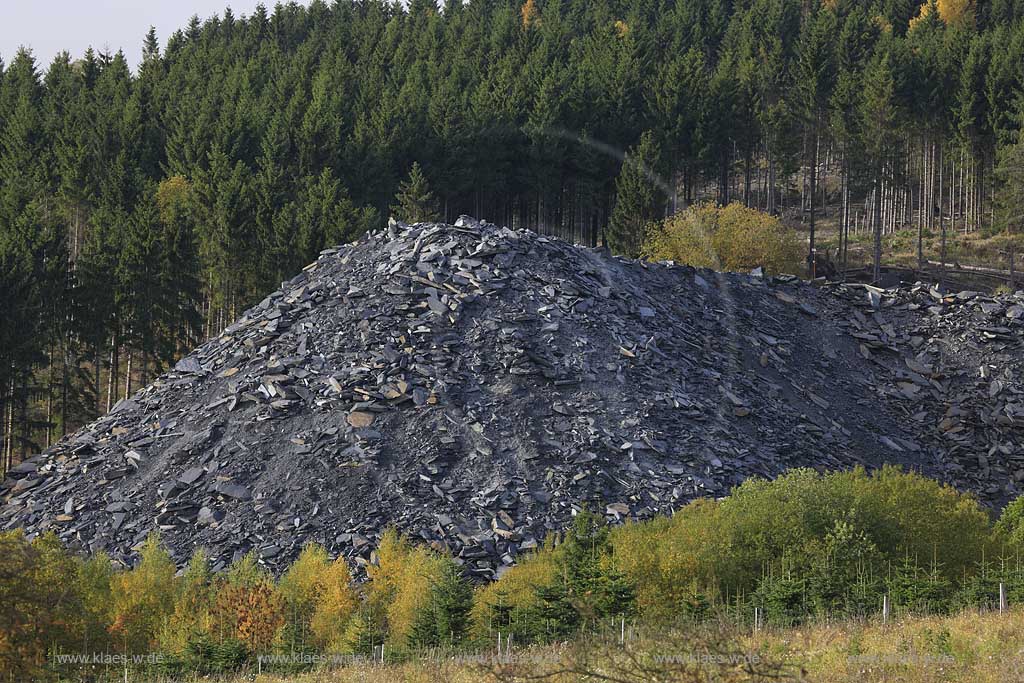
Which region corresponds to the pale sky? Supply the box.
[0,1,313,72]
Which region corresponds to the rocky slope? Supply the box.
[3,217,1023,576]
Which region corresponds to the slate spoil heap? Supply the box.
[4,217,1024,576]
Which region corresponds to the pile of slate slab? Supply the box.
[4,216,1024,577]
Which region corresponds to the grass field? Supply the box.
[208,608,1024,683]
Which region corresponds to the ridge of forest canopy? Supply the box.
[2,0,1024,470]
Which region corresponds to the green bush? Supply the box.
[470,537,560,644]
[172,631,248,675]
[752,569,808,628]
[610,466,996,625]
[997,495,1024,545]
[802,519,884,618]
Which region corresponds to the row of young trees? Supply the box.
[5,466,1024,679]
[2,0,1024,469]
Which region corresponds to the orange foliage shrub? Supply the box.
[212,580,285,652]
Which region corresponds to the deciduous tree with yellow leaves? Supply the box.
[108,535,178,654]
[910,0,976,29]
[278,543,358,651]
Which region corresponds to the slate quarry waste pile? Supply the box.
[4,217,1024,577]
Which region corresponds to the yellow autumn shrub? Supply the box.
[909,0,975,30]
[608,466,997,623]
[611,499,726,619]
[278,544,331,640]
[642,202,802,275]
[0,531,87,679]
[78,551,115,654]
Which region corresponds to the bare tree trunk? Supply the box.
[61,333,69,441]
[937,141,944,245]
[1,374,11,475]
[808,129,819,278]
[873,173,883,283]
[954,150,962,235]
[141,350,149,392]
[4,378,12,472]
[17,375,27,463]
[744,150,752,208]
[124,350,133,401]
[46,346,54,449]
[921,179,929,272]
[921,137,929,236]
[990,157,996,230]
[966,153,970,233]
[801,135,808,221]
[951,152,957,238]
[925,139,932,236]
[841,151,850,273]
[94,348,102,414]
[757,145,764,211]
[106,336,118,414]
[941,179,949,284]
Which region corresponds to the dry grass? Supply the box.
[801,210,1024,273]
[752,608,1024,683]
[231,609,1024,683]
[250,658,481,683]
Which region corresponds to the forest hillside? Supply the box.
[2,0,1024,469]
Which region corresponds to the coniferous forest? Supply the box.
[2,0,1024,471]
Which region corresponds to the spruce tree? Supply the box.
[390,162,441,223]
[994,106,1024,234]
[427,561,473,647]
[608,131,660,258]
[796,6,837,276]
[858,47,897,283]
[407,560,472,649]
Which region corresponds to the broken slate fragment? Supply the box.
[174,357,204,374]
[347,411,376,428]
[216,483,251,500]
[179,467,205,485]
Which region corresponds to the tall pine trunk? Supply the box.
[873,172,883,283]
[808,129,818,278]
